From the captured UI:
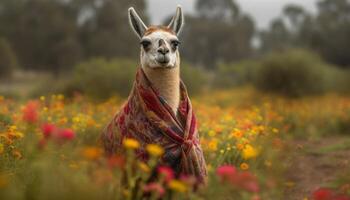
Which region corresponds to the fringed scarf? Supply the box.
[101,68,207,183]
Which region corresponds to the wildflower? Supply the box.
[12,150,22,159]
[240,162,249,170]
[168,180,187,193]
[312,188,334,200]
[242,144,259,160]
[123,138,140,149]
[108,155,125,169]
[22,101,39,124]
[58,128,75,141]
[208,140,218,151]
[138,162,151,173]
[41,123,56,138]
[143,182,165,197]
[216,165,236,182]
[158,166,174,182]
[146,144,164,157]
[236,172,260,193]
[232,129,243,138]
[236,143,244,150]
[82,147,102,160]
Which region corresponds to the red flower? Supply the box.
[22,101,39,124]
[313,188,334,200]
[108,155,125,169]
[41,123,56,138]
[333,195,350,200]
[58,128,75,140]
[216,165,237,182]
[143,182,165,197]
[235,172,260,193]
[216,165,260,193]
[158,166,174,182]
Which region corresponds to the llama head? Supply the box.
[128,6,184,69]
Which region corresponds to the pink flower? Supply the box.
[236,172,260,193]
[58,128,75,140]
[41,123,56,138]
[143,182,165,197]
[312,188,334,200]
[22,101,39,124]
[158,166,174,182]
[216,165,237,182]
[216,165,260,193]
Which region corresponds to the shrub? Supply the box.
[66,58,207,100]
[180,62,208,95]
[214,60,259,88]
[71,58,137,100]
[0,38,18,80]
[254,49,334,97]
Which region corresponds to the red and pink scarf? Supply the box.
[101,68,207,183]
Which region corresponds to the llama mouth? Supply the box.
[156,55,170,65]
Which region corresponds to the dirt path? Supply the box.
[284,136,350,200]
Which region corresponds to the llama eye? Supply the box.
[140,40,151,49]
[171,40,180,50]
[171,40,180,49]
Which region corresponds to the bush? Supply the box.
[70,58,137,100]
[0,38,19,80]
[254,49,335,97]
[65,58,207,100]
[214,60,259,88]
[180,62,208,95]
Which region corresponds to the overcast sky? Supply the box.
[147,0,318,30]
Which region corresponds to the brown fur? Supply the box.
[144,26,175,36]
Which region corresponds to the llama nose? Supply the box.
[157,47,169,55]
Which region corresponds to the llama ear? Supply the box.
[128,7,147,39]
[168,5,184,36]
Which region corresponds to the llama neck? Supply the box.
[143,66,180,115]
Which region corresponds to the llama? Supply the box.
[101,6,207,183]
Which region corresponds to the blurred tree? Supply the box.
[79,0,148,59]
[0,0,148,75]
[0,38,18,79]
[312,0,350,67]
[261,0,350,68]
[260,19,291,52]
[180,0,255,70]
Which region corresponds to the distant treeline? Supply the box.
[0,0,349,78]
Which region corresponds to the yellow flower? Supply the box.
[242,144,259,160]
[232,129,243,138]
[40,96,45,101]
[272,128,279,134]
[123,138,140,149]
[208,130,216,137]
[168,180,187,193]
[146,144,164,157]
[138,162,151,173]
[240,162,249,170]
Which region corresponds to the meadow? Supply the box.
[1,87,349,200]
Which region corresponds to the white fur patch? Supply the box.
[140,31,179,69]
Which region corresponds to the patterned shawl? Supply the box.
[101,68,207,183]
